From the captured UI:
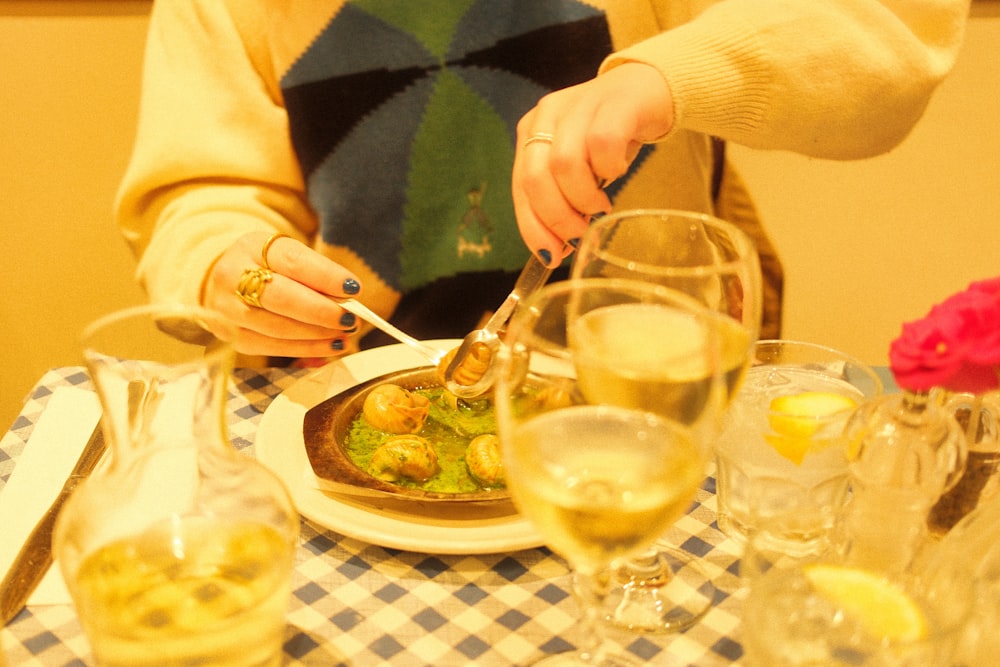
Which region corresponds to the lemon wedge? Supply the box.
[803,564,928,643]
[765,391,857,464]
[763,434,812,465]
[769,391,858,437]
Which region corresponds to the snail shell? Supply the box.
[362,383,430,434]
[465,434,504,488]
[367,434,440,483]
[436,342,493,388]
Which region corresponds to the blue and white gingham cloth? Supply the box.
[1,366,749,666]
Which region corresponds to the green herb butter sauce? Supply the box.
[346,387,500,493]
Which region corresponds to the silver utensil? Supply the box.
[336,254,554,398]
[1,420,106,626]
[441,255,553,398]
[336,298,445,365]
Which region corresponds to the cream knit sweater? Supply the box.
[116,0,969,335]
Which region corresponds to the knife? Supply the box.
[0,419,106,626]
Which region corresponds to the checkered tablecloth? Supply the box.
[1,367,749,666]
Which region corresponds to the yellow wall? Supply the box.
[730,4,1000,366]
[2,2,149,429]
[2,2,998,430]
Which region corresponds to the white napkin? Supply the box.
[0,386,102,606]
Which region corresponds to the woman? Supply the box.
[116,0,969,361]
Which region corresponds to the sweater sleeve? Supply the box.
[114,0,317,307]
[603,0,970,159]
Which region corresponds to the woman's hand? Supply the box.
[512,62,674,267]
[202,231,363,358]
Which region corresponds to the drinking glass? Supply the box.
[571,209,761,632]
[495,278,727,665]
[715,340,883,553]
[741,517,973,666]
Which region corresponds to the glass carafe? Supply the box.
[840,390,966,577]
[928,390,1000,534]
[54,304,299,667]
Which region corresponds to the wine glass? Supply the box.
[495,278,728,666]
[571,209,762,633]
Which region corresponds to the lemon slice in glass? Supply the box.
[803,564,928,642]
[765,392,858,464]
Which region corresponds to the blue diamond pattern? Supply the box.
[413,607,448,632]
[626,636,664,661]
[495,608,531,631]
[455,634,491,659]
[30,385,53,401]
[454,582,489,605]
[681,535,713,558]
[234,404,260,420]
[370,634,406,660]
[294,581,328,605]
[240,372,274,391]
[374,581,407,604]
[330,608,364,632]
[493,556,529,581]
[414,556,448,578]
[23,630,60,654]
[536,583,570,605]
[702,475,717,494]
[712,635,743,660]
[307,532,339,556]
[64,370,90,385]
[337,554,373,579]
[540,636,575,654]
[284,632,321,659]
[231,435,252,452]
[10,414,31,431]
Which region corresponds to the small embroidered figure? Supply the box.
[457,182,493,259]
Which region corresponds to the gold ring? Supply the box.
[260,232,287,271]
[523,132,555,148]
[235,267,273,308]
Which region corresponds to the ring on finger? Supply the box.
[236,267,273,308]
[523,132,555,148]
[261,232,288,271]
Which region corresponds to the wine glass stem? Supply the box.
[573,569,614,664]
[622,547,667,580]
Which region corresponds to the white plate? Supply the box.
[255,341,544,554]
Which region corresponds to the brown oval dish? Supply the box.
[302,367,510,504]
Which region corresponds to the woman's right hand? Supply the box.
[201,231,363,358]
[511,62,674,267]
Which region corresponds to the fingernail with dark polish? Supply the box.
[342,278,361,295]
[330,339,345,351]
[340,312,356,327]
[537,249,552,265]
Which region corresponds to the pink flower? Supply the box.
[889,277,1000,393]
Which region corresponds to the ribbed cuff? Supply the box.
[602,17,772,142]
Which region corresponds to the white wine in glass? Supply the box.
[571,209,762,633]
[496,278,727,666]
